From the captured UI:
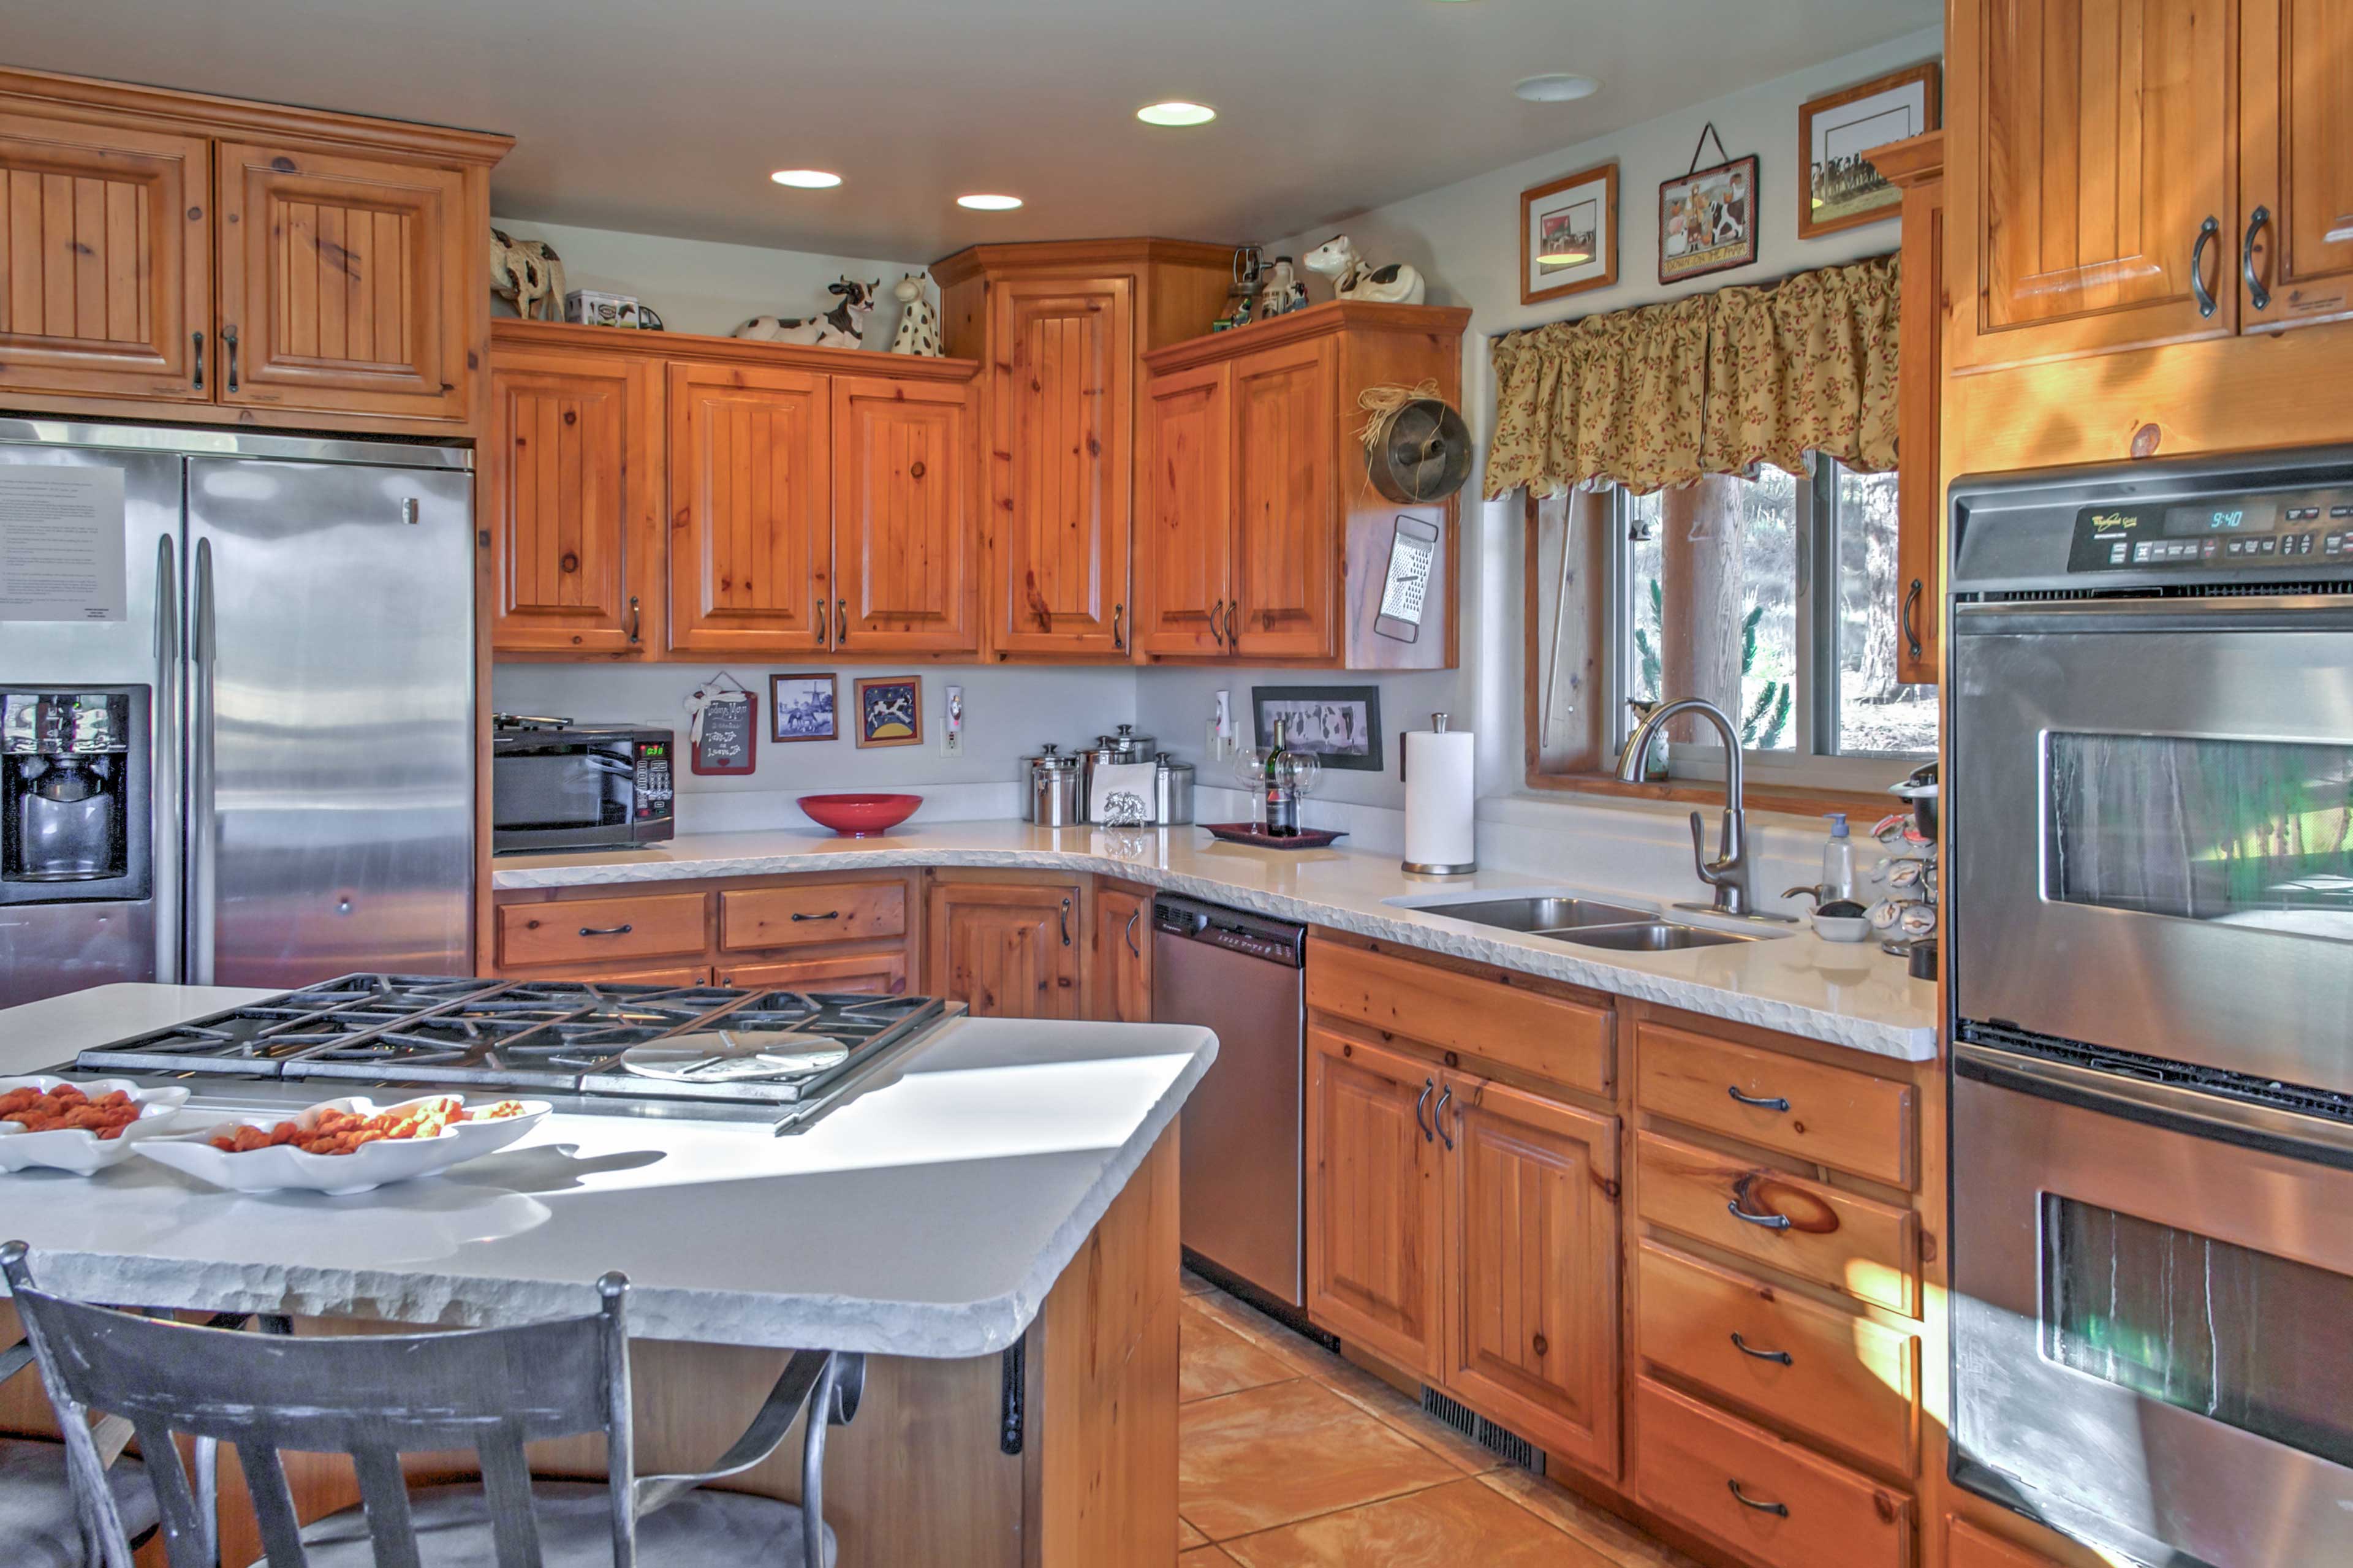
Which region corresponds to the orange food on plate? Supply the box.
[207,1097,526,1156]
[1,1085,145,1140]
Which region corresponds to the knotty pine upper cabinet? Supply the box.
[0,108,210,401]
[215,142,469,422]
[1135,359,1232,656]
[832,373,977,654]
[0,69,506,433]
[2241,0,2353,331]
[1230,335,1336,659]
[666,361,833,656]
[485,339,659,656]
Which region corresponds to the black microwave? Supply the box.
[491,718,675,853]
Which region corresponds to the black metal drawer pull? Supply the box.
[1730,1332,1793,1366]
[1726,1085,1791,1112]
[1434,1084,1455,1149]
[578,923,634,937]
[1414,1078,1434,1143]
[790,911,841,922]
[192,330,205,390]
[1727,1200,1792,1230]
[1727,1480,1788,1517]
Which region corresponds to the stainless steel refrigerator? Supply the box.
[1,419,474,1007]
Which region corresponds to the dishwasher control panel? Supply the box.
[1153,895,1306,968]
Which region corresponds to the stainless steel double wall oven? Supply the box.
[1947,449,2353,1567]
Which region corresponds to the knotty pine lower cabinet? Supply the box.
[1089,879,1153,1023]
[926,878,1085,1020]
[1306,1025,1623,1481]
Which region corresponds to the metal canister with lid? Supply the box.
[1021,743,1073,824]
[1151,752,1195,825]
[1028,748,1084,827]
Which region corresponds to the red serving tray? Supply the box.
[1200,822,1347,850]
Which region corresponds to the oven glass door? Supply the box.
[1951,599,2353,1095]
[1952,1059,2353,1567]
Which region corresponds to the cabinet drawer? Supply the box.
[1633,1378,1911,1568]
[1635,1132,1918,1315]
[1637,1241,1916,1475]
[498,894,708,968]
[717,951,909,996]
[721,882,907,951]
[511,964,713,988]
[1306,938,1612,1096]
[1637,1023,1915,1187]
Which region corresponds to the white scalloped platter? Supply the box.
[0,1077,194,1175]
[135,1094,549,1196]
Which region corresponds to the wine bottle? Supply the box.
[1264,718,1299,837]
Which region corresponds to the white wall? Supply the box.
[1133,26,1944,817]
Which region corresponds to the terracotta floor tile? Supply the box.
[1479,1469,1703,1567]
[1180,1379,1462,1541]
[1181,1298,1300,1404]
[1180,1515,1210,1550]
[1219,1477,1614,1568]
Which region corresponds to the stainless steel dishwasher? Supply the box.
[1151,893,1307,1307]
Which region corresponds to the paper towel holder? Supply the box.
[1402,712,1477,877]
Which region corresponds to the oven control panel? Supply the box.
[2069,493,2353,573]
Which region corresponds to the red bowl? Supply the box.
[797,793,922,837]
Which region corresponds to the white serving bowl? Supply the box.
[0,1078,193,1175]
[1811,912,1875,943]
[136,1094,549,1196]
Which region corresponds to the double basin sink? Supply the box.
[1416,896,1783,952]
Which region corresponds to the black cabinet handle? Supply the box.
[192,330,205,391]
[815,598,829,646]
[1123,906,1141,958]
[836,598,849,644]
[578,923,634,937]
[1059,896,1072,947]
[1209,599,1226,650]
[1731,1332,1794,1366]
[628,595,642,645]
[1434,1084,1455,1150]
[1901,579,1923,662]
[1414,1078,1435,1144]
[2244,205,2273,312]
[1727,1085,1792,1113]
[1727,1480,1788,1518]
[1112,602,1126,651]
[790,910,841,923]
[1727,1199,1793,1230]
[222,325,240,393]
[2191,215,2220,319]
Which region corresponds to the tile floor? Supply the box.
[1176,1270,1699,1567]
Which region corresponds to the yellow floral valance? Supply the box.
[1485,253,1900,499]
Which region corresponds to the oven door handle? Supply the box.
[1952,594,2353,637]
[1956,1040,2353,1168]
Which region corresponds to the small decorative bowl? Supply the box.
[137,1095,549,1196]
[798,793,922,837]
[0,1077,192,1175]
[1811,904,1874,943]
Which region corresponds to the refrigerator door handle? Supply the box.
[152,532,182,984]
[189,536,218,986]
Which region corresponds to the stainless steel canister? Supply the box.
[1029,750,1084,828]
[1151,752,1195,825]
[1018,743,1069,823]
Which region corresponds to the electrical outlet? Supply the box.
[942,684,964,756]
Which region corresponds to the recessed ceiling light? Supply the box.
[957,193,1023,211]
[1137,100,1217,127]
[1514,73,1600,103]
[770,169,842,189]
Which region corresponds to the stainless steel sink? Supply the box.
[1551,922,1764,952]
[1423,896,1654,934]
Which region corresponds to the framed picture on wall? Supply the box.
[1659,140,1759,285]
[769,673,838,742]
[854,676,922,748]
[1798,62,1940,239]
[1520,162,1618,305]
[1252,686,1384,773]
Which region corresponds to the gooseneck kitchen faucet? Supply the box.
[1615,697,1794,923]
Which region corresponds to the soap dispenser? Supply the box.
[1820,812,1856,904]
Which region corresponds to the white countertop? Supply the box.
[0,984,1214,1357]
[494,822,1938,1061]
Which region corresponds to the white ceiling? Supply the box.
[7,0,1939,262]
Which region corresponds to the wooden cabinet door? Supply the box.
[486,345,659,655]
[1440,1075,1621,1480]
[2241,0,2353,331]
[1305,1027,1443,1376]
[1952,0,2238,368]
[215,141,469,420]
[986,277,1132,658]
[832,374,977,654]
[1895,165,1944,686]
[1230,337,1335,659]
[1090,881,1153,1023]
[666,362,831,654]
[1135,360,1233,656]
[0,110,210,400]
[926,880,1083,1020]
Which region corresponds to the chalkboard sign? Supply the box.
[691,692,757,776]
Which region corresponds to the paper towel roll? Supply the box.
[1403,719,1476,874]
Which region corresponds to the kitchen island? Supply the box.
[0,983,1215,1566]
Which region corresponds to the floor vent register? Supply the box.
[1419,1387,1547,1474]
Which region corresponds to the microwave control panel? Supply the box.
[2069,493,2353,572]
[632,738,674,820]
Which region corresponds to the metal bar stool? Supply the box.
[0,1330,161,1568]
[2,1243,860,1568]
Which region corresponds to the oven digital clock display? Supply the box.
[2069,496,2353,572]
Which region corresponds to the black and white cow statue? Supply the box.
[734,277,881,348]
[1302,235,1425,306]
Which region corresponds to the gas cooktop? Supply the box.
[70,974,962,1134]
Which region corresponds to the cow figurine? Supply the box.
[490,229,567,322]
[1302,235,1425,306]
[735,277,880,348]
[888,273,942,357]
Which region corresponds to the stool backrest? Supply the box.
[0,1243,638,1568]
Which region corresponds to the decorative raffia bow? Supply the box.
[1354,379,1446,452]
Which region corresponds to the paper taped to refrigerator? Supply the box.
[0,466,127,623]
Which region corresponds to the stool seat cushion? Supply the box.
[247,1479,835,1568]
[1,1436,159,1568]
